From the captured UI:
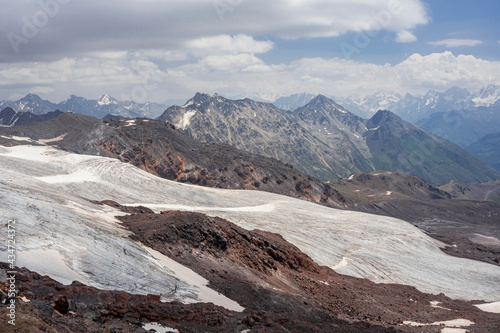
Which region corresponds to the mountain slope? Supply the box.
[335,91,402,118]
[1,143,499,304]
[416,105,500,148]
[159,93,373,180]
[330,171,500,265]
[272,92,315,111]
[158,93,499,185]
[0,113,344,207]
[466,131,500,171]
[0,93,58,113]
[439,179,500,204]
[293,94,374,176]
[364,110,499,186]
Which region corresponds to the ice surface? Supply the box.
[0,145,499,303]
[0,146,242,310]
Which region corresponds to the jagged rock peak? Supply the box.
[368,110,402,126]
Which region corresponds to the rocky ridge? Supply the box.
[158,93,500,185]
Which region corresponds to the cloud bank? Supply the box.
[1,0,428,61]
[428,39,484,48]
[2,49,499,102]
[1,1,498,103]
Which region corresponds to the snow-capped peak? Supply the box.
[97,94,118,106]
[471,84,500,107]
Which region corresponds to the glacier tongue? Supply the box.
[0,145,243,311]
[1,144,500,303]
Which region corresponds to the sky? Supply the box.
[0,0,499,104]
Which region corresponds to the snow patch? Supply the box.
[386,191,392,196]
[430,301,451,311]
[403,319,474,329]
[182,100,194,108]
[474,301,500,313]
[177,110,196,130]
[97,94,117,106]
[38,133,67,144]
[143,323,179,333]
[0,135,33,142]
[472,95,498,107]
[16,248,91,286]
[123,120,136,127]
[331,257,349,270]
[143,246,244,312]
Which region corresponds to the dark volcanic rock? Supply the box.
[115,207,500,332]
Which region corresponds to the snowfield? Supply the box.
[0,144,499,305]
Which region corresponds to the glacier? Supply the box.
[0,143,499,304]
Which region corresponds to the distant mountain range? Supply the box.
[3,89,499,181]
[336,85,500,122]
[0,107,63,126]
[0,93,167,119]
[466,131,500,172]
[158,93,499,185]
[273,86,500,160]
[273,93,316,111]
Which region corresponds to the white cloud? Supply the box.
[2,51,500,103]
[186,35,274,54]
[0,0,429,62]
[395,30,418,43]
[428,39,484,48]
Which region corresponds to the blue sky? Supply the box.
[261,0,500,64]
[0,0,499,103]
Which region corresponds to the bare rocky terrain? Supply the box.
[158,93,500,185]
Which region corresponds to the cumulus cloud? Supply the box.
[428,39,484,48]
[395,30,418,43]
[2,51,499,103]
[5,1,498,104]
[186,35,274,55]
[0,0,429,62]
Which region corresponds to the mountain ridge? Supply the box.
[0,93,167,119]
[0,112,345,208]
[158,93,500,186]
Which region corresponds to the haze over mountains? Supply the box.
[276,86,500,146]
[0,93,166,119]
